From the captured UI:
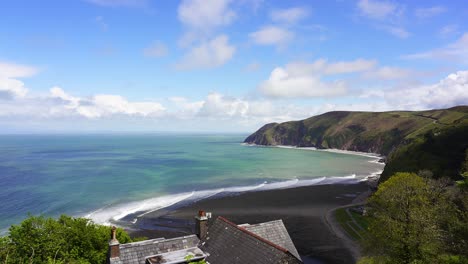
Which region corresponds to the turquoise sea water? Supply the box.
[0,134,383,232]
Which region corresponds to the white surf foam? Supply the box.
[84,173,372,225]
[258,178,300,190]
[86,191,195,225]
[224,182,266,192]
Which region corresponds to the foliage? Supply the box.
[362,172,468,264]
[244,106,468,182]
[381,124,468,182]
[184,254,207,264]
[0,215,132,264]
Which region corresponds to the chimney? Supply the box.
[108,226,120,260]
[195,210,208,240]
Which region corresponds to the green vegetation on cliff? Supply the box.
[0,215,137,264]
[359,172,468,264]
[244,106,468,182]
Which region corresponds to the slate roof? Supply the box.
[146,247,206,264]
[201,217,302,264]
[109,235,199,264]
[242,220,301,260]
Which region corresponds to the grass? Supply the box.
[334,207,370,241]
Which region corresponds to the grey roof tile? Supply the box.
[201,217,302,264]
[110,235,200,264]
[243,220,301,260]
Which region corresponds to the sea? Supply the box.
[0,134,384,233]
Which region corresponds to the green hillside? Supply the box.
[244,106,468,182]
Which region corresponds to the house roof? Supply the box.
[146,247,206,264]
[242,220,301,260]
[200,217,302,264]
[109,235,200,264]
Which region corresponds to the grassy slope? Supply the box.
[244,106,468,182]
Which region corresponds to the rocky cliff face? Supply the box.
[245,106,468,182]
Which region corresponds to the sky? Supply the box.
[0,0,467,133]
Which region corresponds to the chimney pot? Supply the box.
[195,210,209,240]
[108,226,120,261]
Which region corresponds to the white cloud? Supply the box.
[257,59,379,98]
[198,93,248,118]
[249,26,294,47]
[85,0,148,8]
[357,0,401,20]
[259,67,347,98]
[1,69,467,132]
[357,0,408,38]
[176,35,235,70]
[0,62,38,78]
[439,25,458,38]
[403,32,468,64]
[48,87,166,118]
[270,7,309,24]
[385,71,468,109]
[383,25,410,38]
[0,78,28,99]
[285,59,376,75]
[415,6,446,19]
[143,41,168,58]
[363,66,413,80]
[178,0,235,33]
[0,62,38,99]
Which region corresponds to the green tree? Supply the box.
[1,215,131,264]
[363,173,447,263]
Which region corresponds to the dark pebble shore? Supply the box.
[127,182,369,264]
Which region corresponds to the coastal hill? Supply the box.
[244,106,468,182]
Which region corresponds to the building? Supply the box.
[108,211,303,264]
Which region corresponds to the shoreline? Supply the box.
[82,143,384,227]
[242,143,385,163]
[127,178,377,264]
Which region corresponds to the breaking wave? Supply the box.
[85,173,368,226]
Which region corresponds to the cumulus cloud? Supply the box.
[357,0,402,20]
[1,69,467,132]
[385,71,468,109]
[403,32,468,63]
[257,59,391,98]
[198,93,249,118]
[270,7,309,24]
[439,25,458,38]
[48,87,166,118]
[383,25,410,38]
[178,0,235,33]
[249,26,294,47]
[259,67,347,98]
[176,35,235,70]
[143,41,168,58]
[0,62,38,99]
[284,59,376,75]
[0,62,38,78]
[357,0,408,38]
[0,78,29,99]
[363,66,414,80]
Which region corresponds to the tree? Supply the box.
[1,215,132,264]
[363,173,448,263]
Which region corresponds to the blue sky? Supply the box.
[0,0,467,133]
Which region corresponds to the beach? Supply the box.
[129,181,371,264]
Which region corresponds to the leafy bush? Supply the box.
[0,215,131,264]
[362,172,468,264]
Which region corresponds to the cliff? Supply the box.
[244,106,468,182]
